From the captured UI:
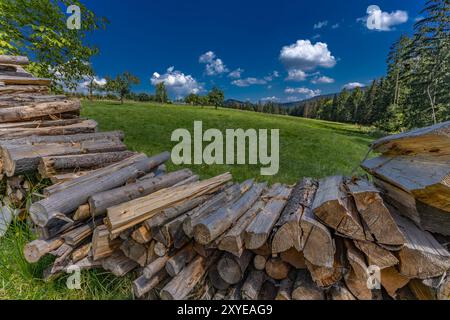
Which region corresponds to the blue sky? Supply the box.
[83,0,424,102]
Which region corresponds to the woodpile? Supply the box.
[1,55,449,300]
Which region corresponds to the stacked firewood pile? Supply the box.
[0,55,449,300]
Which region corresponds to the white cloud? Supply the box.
[285,96,300,102]
[199,51,229,76]
[311,76,335,84]
[228,68,244,78]
[343,82,365,90]
[264,70,280,82]
[260,96,279,102]
[280,40,336,71]
[359,6,408,31]
[331,23,340,29]
[285,87,321,98]
[151,66,203,98]
[312,34,321,39]
[285,69,307,82]
[314,20,328,29]
[232,77,267,87]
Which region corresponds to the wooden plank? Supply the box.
[0,55,29,65]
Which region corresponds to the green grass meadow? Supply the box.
[0,100,377,299]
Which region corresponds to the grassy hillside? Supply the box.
[81,100,375,184]
[0,100,377,299]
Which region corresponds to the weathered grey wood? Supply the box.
[2,137,126,177]
[312,176,367,240]
[143,254,171,279]
[165,243,196,276]
[265,258,290,280]
[259,280,278,300]
[0,94,66,107]
[218,200,264,256]
[30,153,169,227]
[160,253,219,300]
[275,278,294,300]
[272,178,318,253]
[217,250,253,285]
[38,150,135,178]
[182,184,241,238]
[89,169,192,216]
[370,120,450,156]
[102,251,139,277]
[0,85,49,95]
[133,269,168,298]
[362,155,450,212]
[292,269,324,300]
[120,239,149,267]
[0,55,30,65]
[0,205,19,237]
[106,173,232,236]
[0,99,79,123]
[245,185,291,249]
[241,269,265,300]
[208,263,231,291]
[62,219,101,246]
[194,181,266,245]
[392,212,450,279]
[23,237,64,263]
[131,225,152,244]
[347,178,406,245]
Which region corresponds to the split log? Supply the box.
[0,55,30,65]
[299,196,335,268]
[91,225,121,261]
[102,251,138,277]
[259,280,277,300]
[380,267,410,298]
[244,185,291,249]
[71,243,91,263]
[253,255,268,271]
[120,239,149,266]
[106,173,232,236]
[327,283,356,300]
[362,155,450,213]
[0,99,79,123]
[370,120,450,156]
[30,153,169,227]
[312,175,366,240]
[160,253,219,300]
[182,183,241,238]
[89,169,192,216]
[354,240,399,269]
[271,178,318,253]
[23,237,64,263]
[218,200,264,256]
[131,225,152,244]
[165,243,196,277]
[62,219,101,246]
[38,150,135,178]
[280,248,307,269]
[407,276,449,300]
[265,258,290,280]
[344,240,375,300]
[275,278,293,300]
[347,178,405,245]
[143,255,171,279]
[292,269,325,300]
[133,269,168,298]
[217,250,253,285]
[0,94,66,107]
[73,204,91,222]
[375,177,450,236]
[193,182,266,245]
[241,269,265,300]
[392,212,450,279]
